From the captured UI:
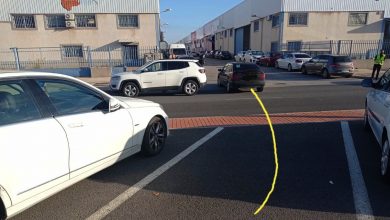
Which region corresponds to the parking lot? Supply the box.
[10,59,390,220]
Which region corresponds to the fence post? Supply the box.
[11,48,21,71]
[329,40,333,54]
[349,40,353,57]
[337,40,341,55]
[87,46,92,68]
[108,46,112,68]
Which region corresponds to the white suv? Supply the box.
[111,60,207,97]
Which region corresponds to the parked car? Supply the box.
[110,59,207,96]
[190,51,201,58]
[362,69,390,182]
[214,51,222,59]
[259,52,283,67]
[275,53,312,71]
[243,50,264,63]
[217,62,265,93]
[219,51,233,60]
[234,51,246,62]
[0,72,169,219]
[301,55,354,78]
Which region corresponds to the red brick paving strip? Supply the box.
[169,109,364,130]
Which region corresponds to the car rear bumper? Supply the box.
[231,80,265,88]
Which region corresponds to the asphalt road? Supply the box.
[10,58,389,220]
[12,123,390,220]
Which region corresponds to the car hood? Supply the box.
[114,96,161,108]
[113,71,138,77]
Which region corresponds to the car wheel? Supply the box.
[322,69,330,79]
[217,77,223,87]
[183,80,199,96]
[381,138,390,181]
[141,117,167,156]
[302,66,308,75]
[345,74,353,78]
[257,87,264,92]
[364,106,370,131]
[226,82,232,93]
[288,64,293,72]
[122,82,140,97]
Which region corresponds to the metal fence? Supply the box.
[279,40,390,58]
[0,46,163,70]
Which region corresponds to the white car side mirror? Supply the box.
[109,98,121,112]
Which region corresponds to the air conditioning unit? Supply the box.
[65,13,75,20]
[266,15,273,21]
[66,21,76,28]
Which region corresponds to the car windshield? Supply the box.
[251,51,263,55]
[135,61,154,72]
[295,54,311,58]
[334,56,352,62]
[172,49,187,55]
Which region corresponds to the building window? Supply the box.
[224,30,227,38]
[271,42,279,52]
[118,14,139,28]
[46,15,66,28]
[12,15,35,29]
[253,20,260,32]
[230,29,233,37]
[75,14,96,28]
[289,13,308,25]
[348,13,368,26]
[272,14,280,27]
[62,45,84,58]
[287,41,302,51]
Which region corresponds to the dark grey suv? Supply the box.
[301,55,354,78]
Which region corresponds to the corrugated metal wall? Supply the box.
[0,0,159,21]
[179,0,390,42]
[282,0,390,17]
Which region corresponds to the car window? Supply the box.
[36,80,108,116]
[0,81,41,126]
[334,56,352,63]
[145,62,167,72]
[295,54,311,58]
[377,70,390,91]
[168,61,189,70]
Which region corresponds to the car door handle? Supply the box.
[68,122,84,128]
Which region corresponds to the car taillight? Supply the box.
[232,73,240,81]
[198,69,205,74]
[295,59,303,63]
[259,72,265,80]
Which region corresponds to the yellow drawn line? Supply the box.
[250,88,279,216]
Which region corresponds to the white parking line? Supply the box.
[86,127,224,220]
[341,122,374,220]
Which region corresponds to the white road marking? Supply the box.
[341,121,375,220]
[86,127,224,220]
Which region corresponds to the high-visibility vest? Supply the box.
[374,54,386,65]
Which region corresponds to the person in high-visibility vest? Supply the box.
[372,50,386,80]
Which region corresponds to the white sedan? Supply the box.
[275,53,312,72]
[363,69,390,181]
[0,72,169,219]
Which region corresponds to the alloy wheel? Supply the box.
[123,83,139,97]
[184,81,198,95]
[148,120,166,153]
[381,140,390,177]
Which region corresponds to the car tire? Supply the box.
[345,74,353,78]
[288,64,293,72]
[217,77,223,87]
[141,117,167,156]
[381,138,390,182]
[302,66,308,75]
[364,106,370,131]
[257,87,264,92]
[322,69,330,79]
[226,82,232,93]
[122,82,140,97]
[183,80,199,96]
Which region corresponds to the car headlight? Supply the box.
[111,76,120,81]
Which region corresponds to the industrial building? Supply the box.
[180,0,390,55]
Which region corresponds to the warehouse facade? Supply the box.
[0,0,162,72]
[180,0,390,55]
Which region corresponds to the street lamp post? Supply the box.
[159,8,172,45]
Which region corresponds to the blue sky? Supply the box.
[160,0,243,43]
